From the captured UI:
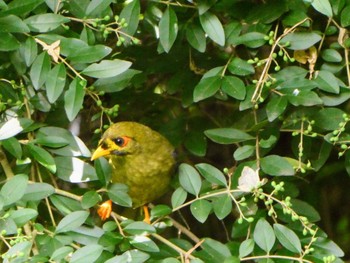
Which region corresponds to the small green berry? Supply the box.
[104,15,110,21]
[96,100,102,106]
[274,65,281,71]
[94,128,101,134]
[264,35,270,41]
[246,217,254,223]
[237,217,243,224]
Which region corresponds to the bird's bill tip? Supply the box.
[91,146,110,161]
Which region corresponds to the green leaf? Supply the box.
[290,199,320,222]
[280,32,322,50]
[179,163,202,196]
[186,23,206,53]
[0,15,29,33]
[81,191,101,209]
[129,236,159,252]
[64,77,85,121]
[10,208,38,226]
[94,69,140,93]
[0,118,25,140]
[253,218,275,252]
[94,157,112,186]
[124,222,156,235]
[233,32,266,48]
[25,14,70,32]
[195,163,227,187]
[273,224,302,253]
[82,59,132,78]
[68,45,112,64]
[1,174,28,206]
[261,155,294,176]
[50,246,74,262]
[287,91,323,106]
[199,12,225,46]
[228,57,255,76]
[22,182,55,201]
[184,131,207,157]
[193,76,222,102]
[56,210,89,233]
[45,63,66,103]
[85,0,113,17]
[205,128,254,144]
[0,32,19,51]
[221,76,246,100]
[159,7,178,53]
[30,52,51,90]
[108,183,132,207]
[266,96,288,122]
[71,244,103,263]
[27,143,56,173]
[50,195,83,215]
[239,239,254,258]
[313,237,344,257]
[234,145,255,161]
[120,0,141,39]
[33,135,69,148]
[314,70,339,94]
[0,0,44,16]
[313,107,345,131]
[171,187,188,208]
[321,49,342,62]
[21,37,37,66]
[198,0,216,15]
[341,5,350,27]
[105,250,150,263]
[151,204,172,218]
[200,238,232,262]
[213,195,232,220]
[311,0,332,17]
[190,199,212,223]
[2,137,22,159]
[55,156,98,182]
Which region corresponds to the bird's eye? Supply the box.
[113,136,130,147]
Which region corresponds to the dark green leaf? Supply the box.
[287,91,323,106]
[313,107,345,131]
[94,69,140,93]
[266,96,288,122]
[341,5,350,27]
[159,7,178,53]
[190,199,212,223]
[129,236,159,252]
[105,250,150,263]
[10,208,38,226]
[200,238,232,262]
[0,0,44,16]
[82,191,101,209]
[178,163,202,196]
[197,0,216,15]
[21,37,37,66]
[30,52,51,90]
[233,32,266,48]
[195,163,227,187]
[199,12,225,46]
[314,70,339,94]
[228,57,255,76]
[205,128,254,144]
[184,131,207,157]
[151,204,172,218]
[233,145,255,161]
[273,224,302,253]
[45,63,66,103]
[193,76,222,102]
[280,32,322,50]
[64,77,86,121]
[261,155,294,176]
[2,137,22,159]
[56,210,89,233]
[221,76,246,100]
[0,15,29,33]
[120,0,141,39]
[25,14,70,32]
[124,222,156,235]
[68,45,111,64]
[186,23,206,53]
[33,135,69,148]
[82,59,132,78]
[55,156,98,182]
[85,0,113,17]
[94,157,112,186]
[321,49,342,62]
[313,237,344,257]
[1,174,28,206]
[290,199,320,222]
[108,183,132,207]
[171,187,188,208]
[239,239,254,258]
[50,195,83,215]
[253,218,275,252]
[22,183,55,201]
[0,32,19,51]
[71,244,103,263]
[27,143,56,173]
[213,195,232,220]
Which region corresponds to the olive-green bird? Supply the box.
[91,122,175,221]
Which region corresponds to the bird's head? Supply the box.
[91,122,144,161]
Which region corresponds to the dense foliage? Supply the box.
[0,0,349,262]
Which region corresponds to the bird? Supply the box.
[91,121,175,222]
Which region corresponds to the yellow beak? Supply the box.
[91,146,111,161]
